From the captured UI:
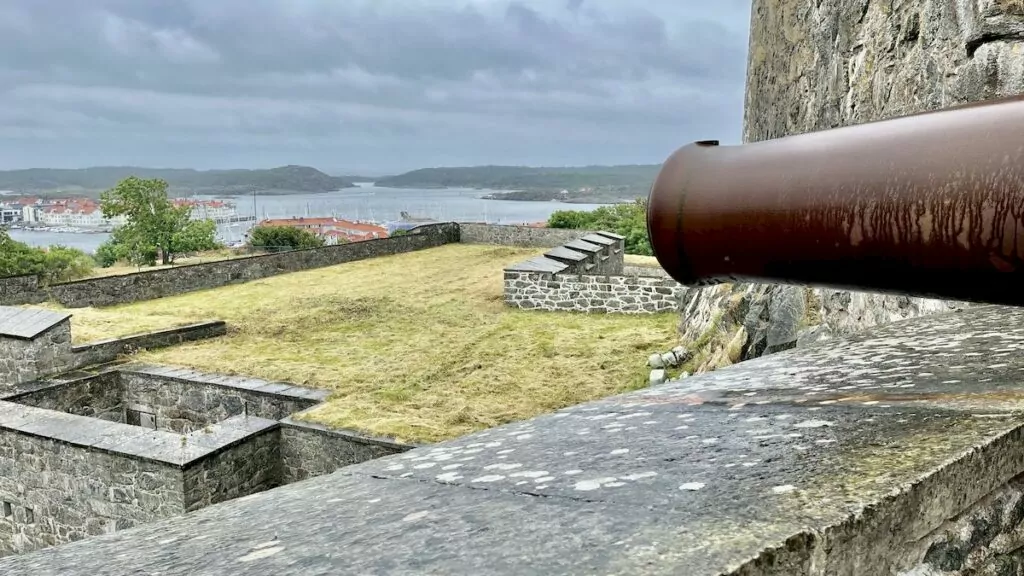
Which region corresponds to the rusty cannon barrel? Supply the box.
[646,94,1024,306]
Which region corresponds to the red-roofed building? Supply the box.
[257,217,389,245]
[28,198,127,228]
[172,199,238,221]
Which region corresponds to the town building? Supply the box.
[171,199,239,222]
[257,217,390,244]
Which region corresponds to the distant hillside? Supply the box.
[373,165,660,201]
[0,165,354,196]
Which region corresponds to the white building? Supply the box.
[38,206,127,228]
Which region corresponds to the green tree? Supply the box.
[547,198,652,255]
[99,176,219,266]
[247,225,325,252]
[173,218,221,254]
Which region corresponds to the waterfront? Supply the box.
[8,185,612,253]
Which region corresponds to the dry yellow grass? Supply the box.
[87,249,244,278]
[55,244,679,443]
[624,254,661,268]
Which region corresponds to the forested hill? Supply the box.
[373,165,661,191]
[0,165,354,196]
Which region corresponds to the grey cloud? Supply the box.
[0,0,751,172]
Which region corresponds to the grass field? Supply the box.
[56,244,680,443]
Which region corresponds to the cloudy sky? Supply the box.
[0,0,752,174]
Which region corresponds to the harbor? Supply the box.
[5,185,611,253]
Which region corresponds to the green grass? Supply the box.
[52,244,680,444]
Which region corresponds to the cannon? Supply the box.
[646,93,1024,306]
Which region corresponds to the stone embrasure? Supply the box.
[503,231,685,314]
[6,305,1024,575]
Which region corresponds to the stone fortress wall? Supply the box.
[0,223,608,309]
[0,223,460,309]
[0,364,412,558]
[503,232,685,314]
[0,309,224,388]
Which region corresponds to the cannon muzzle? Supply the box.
[647,94,1024,306]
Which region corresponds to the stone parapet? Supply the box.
[503,231,680,314]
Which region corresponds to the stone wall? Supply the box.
[68,321,227,370]
[0,321,72,388]
[0,363,412,558]
[0,402,187,558]
[672,0,1010,373]
[117,366,325,434]
[744,0,1024,144]
[1,319,226,395]
[502,231,685,314]
[0,401,287,558]
[181,420,281,513]
[0,277,43,307]
[458,223,593,248]
[0,223,459,309]
[504,271,684,314]
[10,371,124,423]
[279,418,413,483]
[0,223,604,310]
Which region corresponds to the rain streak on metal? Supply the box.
[646,94,1024,306]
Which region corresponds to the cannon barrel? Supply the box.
[646,94,1024,306]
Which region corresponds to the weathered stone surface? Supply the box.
[458,223,593,248]
[105,366,326,433]
[744,0,1024,144]
[9,305,1024,574]
[0,403,187,558]
[676,0,1024,371]
[648,369,666,385]
[0,277,44,307]
[182,418,281,513]
[7,372,123,423]
[0,364,409,560]
[279,418,412,483]
[503,234,680,315]
[0,318,73,390]
[504,271,684,314]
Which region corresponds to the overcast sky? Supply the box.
[0,0,752,174]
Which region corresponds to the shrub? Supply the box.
[0,231,94,284]
[547,198,652,255]
[247,225,325,252]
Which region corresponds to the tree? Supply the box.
[547,198,652,255]
[99,176,219,266]
[246,225,325,252]
[174,219,221,254]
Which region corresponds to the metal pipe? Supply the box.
[646,93,1024,306]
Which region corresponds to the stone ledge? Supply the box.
[119,364,329,403]
[504,256,569,274]
[0,400,278,467]
[69,321,228,370]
